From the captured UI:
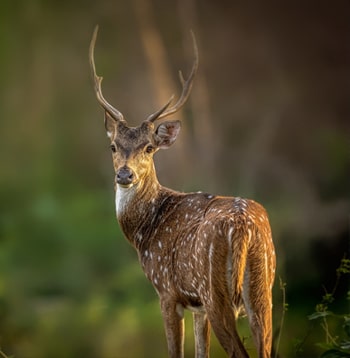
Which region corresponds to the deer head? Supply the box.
[89,26,198,189]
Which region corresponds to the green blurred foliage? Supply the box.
[0,0,349,357]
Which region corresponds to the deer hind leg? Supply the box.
[204,243,249,358]
[205,301,248,358]
[243,258,273,358]
[193,312,210,358]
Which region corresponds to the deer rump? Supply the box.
[126,192,274,319]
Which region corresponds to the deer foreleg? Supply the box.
[160,298,185,358]
[193,312,210,358]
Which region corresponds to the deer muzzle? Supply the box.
[116,166,135,187]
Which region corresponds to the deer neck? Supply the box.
[115,165,168,245]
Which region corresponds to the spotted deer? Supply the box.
[89,26,276,358]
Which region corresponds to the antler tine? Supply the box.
[146,95,175,123]
[147,31,199,123]
[89,25,125,122]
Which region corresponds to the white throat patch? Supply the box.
[115,184,137,217]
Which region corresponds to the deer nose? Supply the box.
[116,166,134,186]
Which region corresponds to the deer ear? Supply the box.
[154,120,181,149]
[104,112,117,139]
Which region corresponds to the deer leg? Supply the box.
[202,238,249,358]
[205,271,249,357]
[206,305,248,358]
[160,298,185,358]
[193,312,210,358]
[249,308,272,358]
[243,260,273,358]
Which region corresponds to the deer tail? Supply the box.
[230,223,251,316]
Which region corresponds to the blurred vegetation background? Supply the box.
[0,0,349,357]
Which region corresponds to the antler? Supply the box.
[89,26,125,123]
[146,31,199,123]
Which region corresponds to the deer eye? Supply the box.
[145,144,155,154]
[110,144,117,153]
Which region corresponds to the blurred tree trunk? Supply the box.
[177,0,219,187]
